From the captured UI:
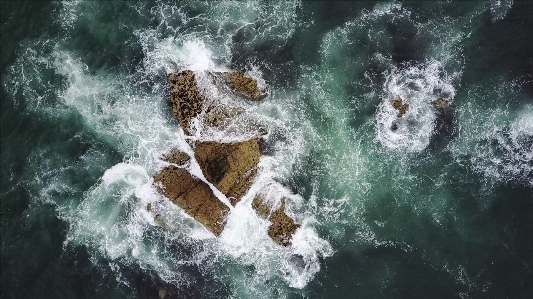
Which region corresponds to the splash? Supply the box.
[375,61,457,152]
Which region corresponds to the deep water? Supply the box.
[2,1,532,299]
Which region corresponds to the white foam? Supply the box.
[450,101,533,187]
[5,0,336,293]
[375,61,457,152]
[490,0,514,22]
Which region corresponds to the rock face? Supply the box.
[252,196,300,246]
[168,71,207,135]
[194,139,261,206]
[153,164,229,235]
[392,96,409,118]
[162,148,191,166]
[217,71,267,100]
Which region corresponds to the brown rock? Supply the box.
[167,70,207,135]
[203,105,243,129]
[161,149,190,166]
[217,71,267,101]
[252,196,300,246]
[153,166,229,235]
[392,96,409,118]
[252,195,272,218]
[435,97,450,112]
[194,139,262,205]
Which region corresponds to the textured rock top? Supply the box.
[168,70,206,135]
[162,149,191,166]
[252,196,300,246]
[153,164,229,235]
[217,71,267,101]
[392,96,409,118]
[194,139,261,206]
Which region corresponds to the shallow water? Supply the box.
[2,1,532,298]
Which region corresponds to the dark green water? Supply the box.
[1,1,532,298]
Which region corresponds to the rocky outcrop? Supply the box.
[252,196,300,246]
[153,164,229,235]
[194,139,261,206]
[392,96,409,118]
[168,71,207,135]
[168,70,265,135]
[162,148,191,166]
[216,71,267,100]
[155,69,300,245]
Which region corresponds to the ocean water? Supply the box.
[1,1,532,298]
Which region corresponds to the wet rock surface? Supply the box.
[216,71,267,100]
[167,71,206,135]
[432,97,456,141]
[162,149,191,166]
[194,139,261,206]
[153,165,229,236]
[392,96,409,117]
[252,196,300,247]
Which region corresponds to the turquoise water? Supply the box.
[1,1,532,298]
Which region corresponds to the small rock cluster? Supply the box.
[392,96,409,118]
[152,69,298,246]
[253,196,300,246]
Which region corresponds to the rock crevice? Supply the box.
[153,69,299,246]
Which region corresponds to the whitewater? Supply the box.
[1,1,532,299]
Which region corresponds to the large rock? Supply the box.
[216,71,267,101]
[153,164,229,235]
[167,70,207,135]
[252,196,300,246]
[194,139,262,205]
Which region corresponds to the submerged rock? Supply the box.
[153,165,229,235]
[252,196,300,247]
[194,139,262,206]
[392,96,409,118]
[434,97,451,113]
[215,71,267,100]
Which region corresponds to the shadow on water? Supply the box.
[231,30,298,89]
[387,16,421,65]
[292,1,375,65]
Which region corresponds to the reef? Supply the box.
[153,162,229,236]
[153,69,298,246]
